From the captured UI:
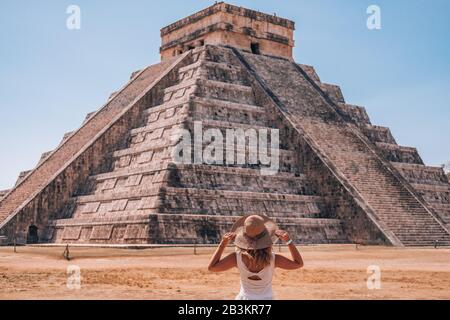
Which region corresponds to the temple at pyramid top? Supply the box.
[160,2,295,60]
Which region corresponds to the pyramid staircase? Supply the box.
[234,49,450,246]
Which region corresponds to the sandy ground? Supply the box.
[0,244,449,300]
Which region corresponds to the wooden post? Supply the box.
[13,236,17,253]
[63,244,71,261]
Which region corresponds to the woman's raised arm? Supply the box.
[274,230,304,270]
[208,232,237,272]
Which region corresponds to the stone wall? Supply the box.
[160,2,294,60]
[0,53,191,244]
[238,57,389,244]
[235,47,450,246]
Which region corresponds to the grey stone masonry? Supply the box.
[237,49,450,246]
[1,43,448,246]
[42,45,348,245]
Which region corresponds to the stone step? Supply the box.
[140,96,267,131]
[336,103,371,125]
[179,59,242,75]
[320,83,345,104]
[92,163,169,182]
[361,124,396,144]
[375,142,424,164]
[203,45,242,65]
[179,59,249,86]
[46,213,347,244]
[90,163,309,197]
[412,184,450,206]
[113,139,173,159]
[75,175,321,218]
[75,186,161,205]
[392,162,449,185]
[192,96,265,114]
[90,171,167,196]
[113,127,294,164]
[129,117,275,144]
[170,164,315,195]
[162,187,323,203]
[195,79,256,105]
[159,187,326,218]
[162,77,197,104]
[412,183,450,193]
[113,138,293,162]
[71,190,161,219]
[94,163,300,181]
[430,203,450,213]
[190,96,268,126]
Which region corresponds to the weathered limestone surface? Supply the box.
[160,2,295,60]
[0,53,190,244]
[237,49,450,246]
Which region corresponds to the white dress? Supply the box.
[235,251,276,300]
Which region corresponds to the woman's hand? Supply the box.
[275,229,291,243]
[274,230,304,270]
[222,232,236,244]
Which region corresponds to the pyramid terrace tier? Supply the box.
[428,204,450,226]
[112,145,297,174]
[47,214,347,244]
[376,142,424,164]
[167,164,317,195]
[178,59,251,86]
[134,102,271,151]
[392,162,450,186]
[158,187,328,218]
[128,118,278,150]
[411,183,450,205]
[141,98,268,132]
[361,124,397,144]
[90,164,317,195]
[337,103,372,125]
[69,182,328,220]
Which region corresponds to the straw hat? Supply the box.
[231,215,279,250]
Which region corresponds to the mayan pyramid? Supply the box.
[1,2,449,246]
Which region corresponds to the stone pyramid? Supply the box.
[0,2,449,246]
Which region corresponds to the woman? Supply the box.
[208,214,304,300]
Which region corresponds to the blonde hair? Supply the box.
[238,247,272,270]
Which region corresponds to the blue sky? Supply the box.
[0,0,449,189]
